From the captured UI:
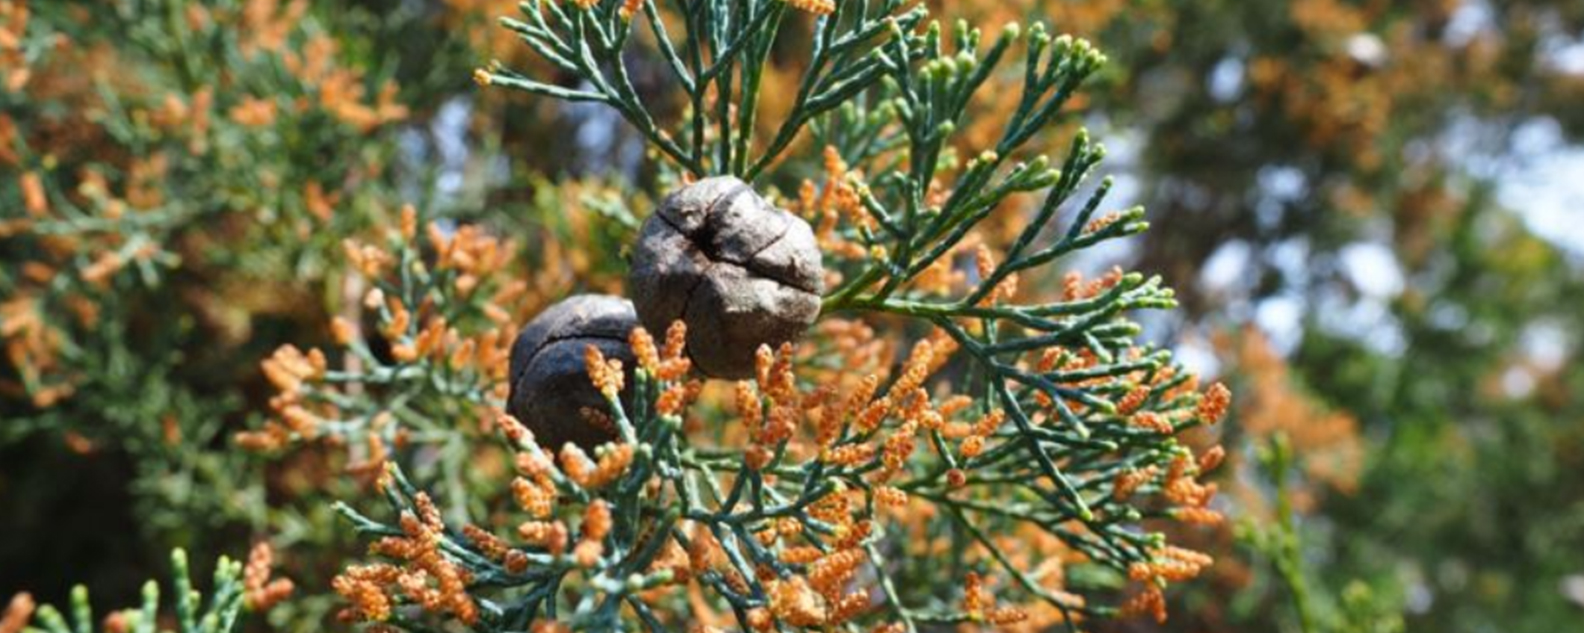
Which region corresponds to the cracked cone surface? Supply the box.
[630,176,824,378]
[508,294,638,450]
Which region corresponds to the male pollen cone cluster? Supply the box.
[507,177,825,448]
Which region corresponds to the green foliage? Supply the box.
[1072,1,1584,630]
[0,0,461,619]
[18,550,252,633]
[3,1,1582,632]
[298,1,1237,630]
[484,0,929,179]
[1238,435,1404,633]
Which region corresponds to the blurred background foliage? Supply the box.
[2,0,1581,632]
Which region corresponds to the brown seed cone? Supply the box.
[630,176,824,379]
[507,294,637,451]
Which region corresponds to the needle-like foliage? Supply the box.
[2,547,290,633]
[307,1,1230,631]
